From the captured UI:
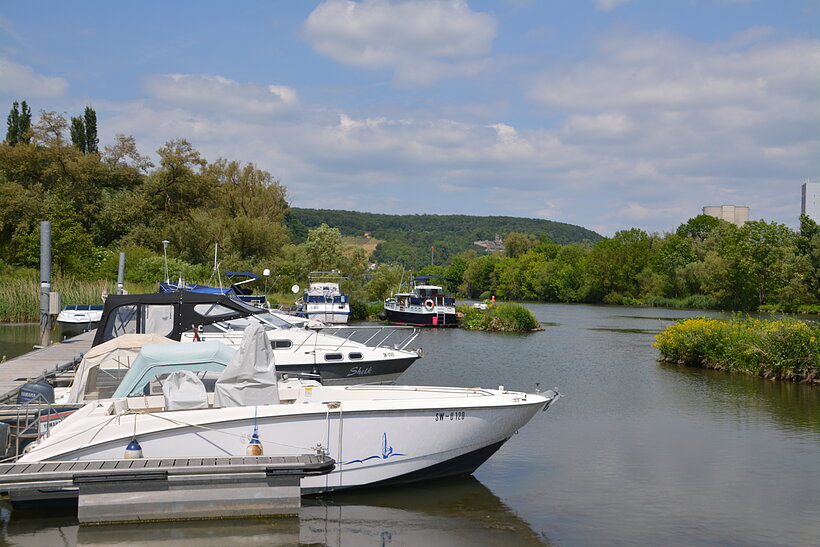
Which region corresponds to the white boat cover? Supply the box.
[214,323,279,407]
[162,370,209,411]
[65,334,177,404]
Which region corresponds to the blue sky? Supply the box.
[1,0,818,236]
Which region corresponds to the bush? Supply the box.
[458,303,540,332]
[654,317,819,383]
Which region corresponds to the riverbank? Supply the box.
[654,317,820,384]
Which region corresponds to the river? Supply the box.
[1,303,818,546]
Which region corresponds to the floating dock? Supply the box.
[0,454,335,524]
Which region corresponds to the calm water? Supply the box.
[1,304,819,546]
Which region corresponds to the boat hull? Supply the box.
[20,388,551,493]
[384,308,459,327]
[277,355,419,385]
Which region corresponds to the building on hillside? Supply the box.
[801,181,820,222]
[702,205,749,227]
[474,234,504,253]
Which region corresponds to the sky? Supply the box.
[1,0,818,237]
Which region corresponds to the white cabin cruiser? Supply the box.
[296,271,350,324]
[56,304,104,336]
[20,325,559,494]
[92,292,421,385]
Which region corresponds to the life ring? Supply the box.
[424,299,435,310]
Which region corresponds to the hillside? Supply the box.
[286,208,602,269]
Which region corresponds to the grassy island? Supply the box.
[457,303,541,332]
[654,317,819,384]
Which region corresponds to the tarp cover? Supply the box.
[162,370,209,410]
[112,341,236,398]
[214,323,279,407]
[66,334,177,404]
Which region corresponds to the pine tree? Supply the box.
[70,115,87,153]
[5,101,20,145]
[84,106,98,154]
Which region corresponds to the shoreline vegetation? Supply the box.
[457,303,541,333]
[654,317,819,385]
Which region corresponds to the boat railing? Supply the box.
[0,398,84,461]
[317,325,420,352]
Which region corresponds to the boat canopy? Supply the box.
[159,282,234,295]
[66,333,177,404]
[92,292,267,347]
[413,276,455,283]
[112,341,236,398]
[225,272,259,280]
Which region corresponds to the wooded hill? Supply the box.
[286,208,602,269]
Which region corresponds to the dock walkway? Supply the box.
[1,454,335,523]
[0,331,95,401]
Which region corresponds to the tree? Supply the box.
[303,224,344,272]
[84,106,98,154]
[504,232,534,259]
[69,106,99,154]
[653,234,697,297]
[720,220,795,307]
[5,101,32,145]
[585,228,654,300]
[70,115,87,153]
[676,214,722,241]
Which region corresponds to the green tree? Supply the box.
[676,214,722,241]
[70,115,87,153]
[720,220,795,307]
[585,228,654,301]
[303,223,344,272]
[84,106,98,154]
[504,232,535,259]
[653,234,698,297]
[5,101,32,145]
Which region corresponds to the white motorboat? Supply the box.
[56,304,104,336]
[92,292,421,385]
[20,325,559,494]
[296,271,350,324]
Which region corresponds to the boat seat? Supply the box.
[162,370,209,411]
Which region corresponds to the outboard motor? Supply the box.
[17,382,55,405]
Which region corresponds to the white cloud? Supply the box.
[0,56,68,97]
[303,0,496,85]
[595,0,630,12]
[141,74,300,120]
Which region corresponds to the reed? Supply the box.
[0,277,155,322]
[654,317,820,384]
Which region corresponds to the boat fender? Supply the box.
[247,432,263,456]
[424,299,434,310]
[125,438,143,459]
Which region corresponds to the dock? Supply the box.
[0,330,95,402]
[0,454,335,524]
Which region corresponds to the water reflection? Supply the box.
[0,477,548,547]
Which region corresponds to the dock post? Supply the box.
[39,221,53,347]
[117,252,126,294]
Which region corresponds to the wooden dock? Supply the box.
[1,454,335,523]
[0,330,95,402]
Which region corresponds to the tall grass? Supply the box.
[0,277,155,322]
[654,317,819,384]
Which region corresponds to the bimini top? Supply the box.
[92,292,267,347]
[112,340,236,398]
[413,276,454,283]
